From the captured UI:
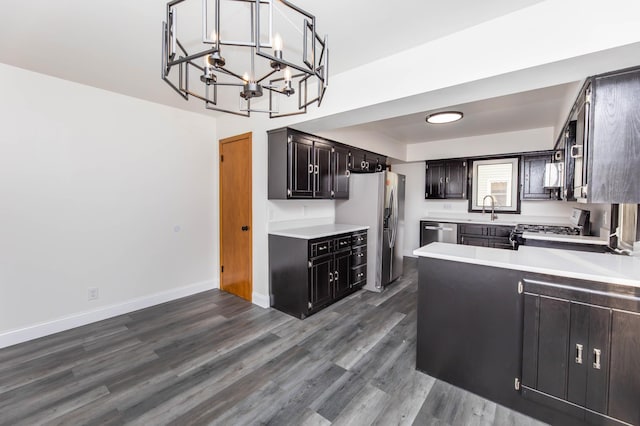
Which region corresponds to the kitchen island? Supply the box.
[413,243,640,426]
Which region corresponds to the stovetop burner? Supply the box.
[515,224,581,235]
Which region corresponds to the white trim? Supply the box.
[0,280,215,349]
[252,292,270,308]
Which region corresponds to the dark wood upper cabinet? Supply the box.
[521,152,556,200]
[560,66,640,203]
[289,135,314,198]
[269,128,388,199]
[425,160,467,199]
[332,144,350,199]
[313,140,333,199]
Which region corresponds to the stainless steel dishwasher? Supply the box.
[420,221,458,246]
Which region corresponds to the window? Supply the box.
[470,158,520,213]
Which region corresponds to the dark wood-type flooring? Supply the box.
[0,258,546,425]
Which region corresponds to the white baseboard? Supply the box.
[0,280,216,349]
[252,292,270,308]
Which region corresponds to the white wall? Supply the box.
[0,64,218,345]
[406,128,555,161]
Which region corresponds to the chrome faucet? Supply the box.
[482,195,497,221]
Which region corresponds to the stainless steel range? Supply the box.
[510,208,591,249]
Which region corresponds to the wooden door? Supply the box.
[220,133,252,301]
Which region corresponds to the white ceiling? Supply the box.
[5,0,601,153]
[0,0,545,117]
[329,82,581,146]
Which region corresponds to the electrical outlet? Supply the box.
[88,287,99,301]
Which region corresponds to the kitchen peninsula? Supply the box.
[414,243,640,426]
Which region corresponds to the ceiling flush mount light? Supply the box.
[161,0,329,118]
[426,111,464,124]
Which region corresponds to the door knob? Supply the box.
[241,226,249,231]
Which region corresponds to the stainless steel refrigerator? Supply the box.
[335,171,405,292]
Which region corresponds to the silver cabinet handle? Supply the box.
[424,226,454,232]
[365,161,370,168]
[576,344,583,364]
[361,160,366,169]
[571,145,583,158]
[593,348,601,369]
[314,165,319,175]
[329,272,333,283]
[334,271,339,280]
[308,164,313,173]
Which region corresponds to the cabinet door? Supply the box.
[591,71,640,203]
[445,160,467,199]
[333,250,351,298]
[536,296,571,399]
[521,153,553,200]
[332,145,350,199]
[289,136,314,198]
[425,161,445,199]
[314,141,333,198]
[608,310,640,425]
[309,255,333,311]
[563,121,577,201]
[349,149,367,172]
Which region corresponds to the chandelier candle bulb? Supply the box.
[273,33,283,52]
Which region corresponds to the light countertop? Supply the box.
[269,223,369,239]
[413,242,640,287]
[522,232,609,246]
[420,215,571,227]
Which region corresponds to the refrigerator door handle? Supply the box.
[387,186,396,248]
[391,183,399,248]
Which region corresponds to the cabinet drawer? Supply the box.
[458,224,487,236]
[335,235,352,251]
[352,231,367,247]
[351,264,367,285]
[489,226,514,238]
[351,246,367,267]
[309,239,332,258]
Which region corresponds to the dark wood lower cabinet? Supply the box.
[458,223,514,249]
[269,230,367,319]
[416,257,640,426]
[521,277,639,426]
[608,311,640,425]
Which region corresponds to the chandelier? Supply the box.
[161,0,329,118]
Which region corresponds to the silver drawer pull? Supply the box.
[334,271,339,280]
[576,344,583,364]
[593,348,601,369]
[329,272,333,283]
[308,164,313,173]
